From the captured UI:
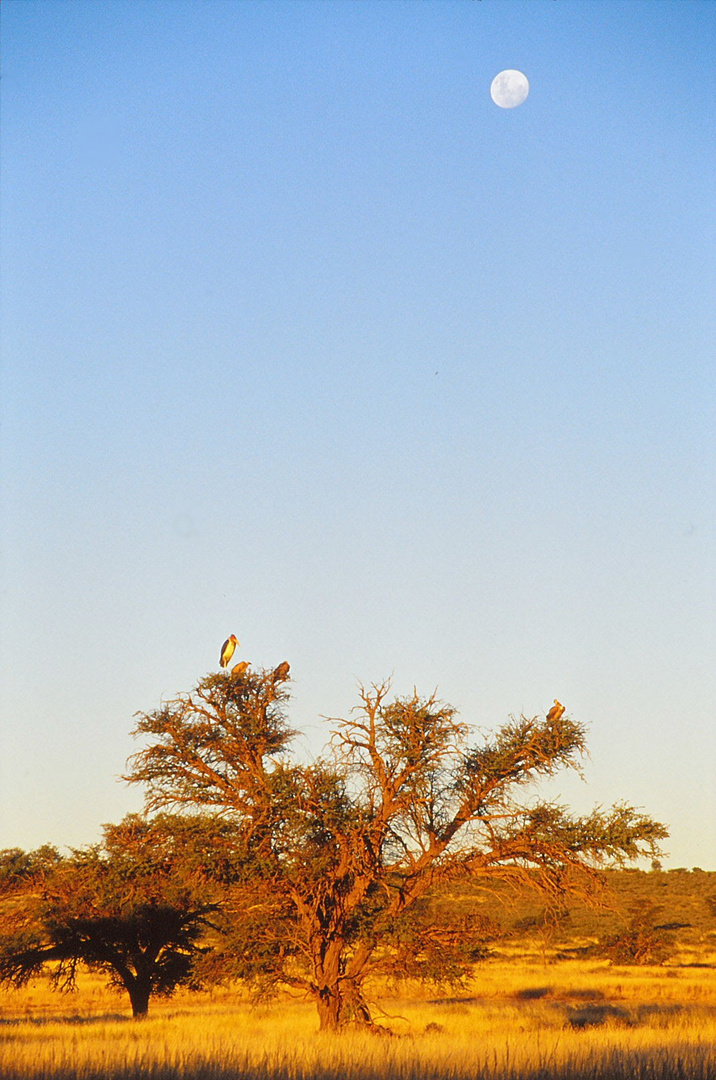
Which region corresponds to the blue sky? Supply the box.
[1,0,714,867]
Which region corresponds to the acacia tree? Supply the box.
[126,666,667,1030]
[0,815,238,1017]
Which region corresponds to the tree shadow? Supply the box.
[427,995,483,1005]
[0,1012,128,1027]
[565,1001,691,1029]
[566,1003,633,1028]
[513,986,552,1000]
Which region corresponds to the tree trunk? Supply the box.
[316,985,343,1030]
[314,979,372,1030]
[127,979,151,1019]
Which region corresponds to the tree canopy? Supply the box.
[0,815,238,1017]
[125,665,667,1029]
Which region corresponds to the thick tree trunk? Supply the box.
[127,979,151,1019]
[308,915,374,1029]
[316,986,342,1030]
[313,979,372,1030]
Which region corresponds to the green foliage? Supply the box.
[127,671,295,816]
[465,713,588,790]
[381,901,495,986]
[599,902,676,965]
[429,867,716,962]
[0,815,233,1016]
[0,846,61,894]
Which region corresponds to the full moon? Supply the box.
[490,69,529,109]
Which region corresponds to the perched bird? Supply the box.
[546,699,565,722]
[219,635,239,669]
[231,661,250,679]
[273,661,290,682]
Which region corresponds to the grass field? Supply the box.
[1,943,715,1079]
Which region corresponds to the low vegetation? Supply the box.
[439,866,716,964]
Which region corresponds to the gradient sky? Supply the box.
[1,0,714,868]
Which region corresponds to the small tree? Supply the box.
[126,666,667,1029]
[0,815,236,1017]
[0,845,62,891]
[600,902,677,965]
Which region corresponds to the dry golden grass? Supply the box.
[1,946,715,1079]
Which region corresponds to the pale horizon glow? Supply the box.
[0,0,714,869]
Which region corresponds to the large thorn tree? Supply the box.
[126,666,667,1030]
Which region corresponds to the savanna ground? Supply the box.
[2,939,715,1080]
